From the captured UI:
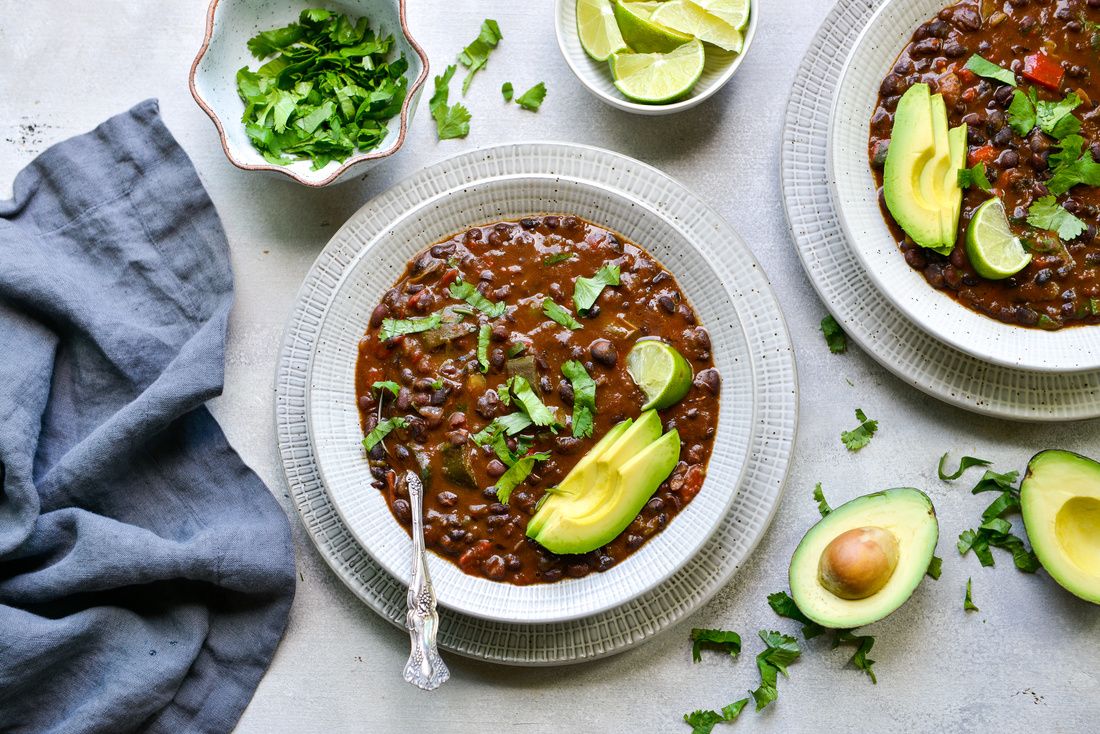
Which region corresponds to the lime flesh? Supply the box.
[577,0,629,62]
[965,197,1031,280]
[626,339,694,411]
[692,0,751,30]
[612,0,694,53]
[650,0,744,52]
[610,39,705,104]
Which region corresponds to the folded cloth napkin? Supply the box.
[0,100,295,734]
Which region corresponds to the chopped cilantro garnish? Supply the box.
[749,630,801,711]
[507,343,527,358]
[956,467,1041,573]
[544,252,575,265]
[471,411,533,446]
[926,555,943,580]
[1043,136,1100,196]
[833,631,877,684]
[957,162,992,191]
[515,81,547,111]
[362,416,408,451]
[766,591,825,639]
[840,408,878,451]
[561,360,596,439]
[683,699,749,734]
[963,54,1016,87]
[449,278,507,317]
[431,378,444,390]
[494,451,549,503]
[542,298,583,330]
[1027,195,1088,239]
[477,324,491,373]
[937,453,993,481]
[690,628,742,662]
[507,376,559,429]
[429,65,471,140]
[812,483,832,518]
[573,264,621,312]
[1007,88,1037,136]
[457,19,503,95]
[501,81,513,102]
[964,578,979,611]
[1037,91,1082,139]
[379,312,442,341]
[371,380,401,397]
[820,314,847,354]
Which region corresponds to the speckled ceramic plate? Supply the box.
[828,0,1100,372]
[783,0,1100,419]
[276,143,797,662]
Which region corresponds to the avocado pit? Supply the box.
[818,526,900,600]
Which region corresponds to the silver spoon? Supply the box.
[401,470,449,690]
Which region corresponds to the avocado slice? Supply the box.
[789,488,939,628]
[883,84,964,256]
[531,428,681,555]
[1021,450,1100,605]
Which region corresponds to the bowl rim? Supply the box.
[826,0,1100,373]
[553,0,757,115]
[188,0,430,188]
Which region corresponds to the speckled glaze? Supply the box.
[827,0,1100,373]
[784,0,1100,419]
[189,0,428,187]
[553,0,756,116]
[275,143,797,654]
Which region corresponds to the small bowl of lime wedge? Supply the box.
[555,0,756,115]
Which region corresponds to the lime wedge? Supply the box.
[612,0,694,53]
[650,0,744,52]
[626,339,694,411]
[577,0,629,62]
[622,1,665,19]
[966,198,1032,279]
[692,0,750,31]
[610,39,705,103]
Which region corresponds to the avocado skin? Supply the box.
[788,487,939,629]
[1021,449,1100,605]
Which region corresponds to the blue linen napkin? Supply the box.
[0,100,295,734]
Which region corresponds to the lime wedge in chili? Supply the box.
[626,339,694,411]
[966,197,1032,280]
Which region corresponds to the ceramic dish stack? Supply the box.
[276,142,797,663]
[783,0,1100,421]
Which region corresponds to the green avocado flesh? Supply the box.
[883,83,966,256]
[527,410,680,555]
[789,488,939,629]
[1021,450,1100,605]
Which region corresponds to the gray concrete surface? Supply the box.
[2,1,1098,732]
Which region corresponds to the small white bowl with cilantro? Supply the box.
[191,1,429,187]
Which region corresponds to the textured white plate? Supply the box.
[553,0,757,116]
[828,0,1100,373]
[277,143,797,661]
[784,0,1100,419]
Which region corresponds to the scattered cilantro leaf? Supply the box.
[561,360,596,439]
[542,298,583,330]
[362,416,408,451]
[834,631,877,684]
[981,491,1021,521]
[429,65,471,140]
[507,376,559,429]
[690,628,742,662]
[477,324,491,373]
[573,264,621,312]
[820,314,847,354]
[507,343,527,358]
[970,468,1020,495]
[1007,88,1037,136]
[1036,91,1082,139]
[963,54,1016,87]
[371,380,401,397]
[938,453,993,481]
[1027,195,1088,239]
[749,631,801,711]
[379,313,442,341]
[494,451,549,503]
[544,252,575,265]
[766,591,826,639]
[957,466,1041,573]
[449,279,507,317]
[812,483,832,518]
[840,408,878,451]
[927,555,943,580]
[683,699,749,734]
[515,81,547,111]
[457,19,503,95]
[957,162,992,191]
[471,411,533,446]
[501,81,513,102]
[1043,135,1100,196]
[964,578,979,611]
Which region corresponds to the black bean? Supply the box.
[566,563,591,578]
[689,327,711,352]
[520,217,538,229]
[880,74,905,96]
[541,568,563,582]
[491,323,509,341]
[678,304,697,325]
[395,444,410,461]
[646,497,666,512]
[437,491,458,507]
[943,38,967,57]
[993,85,1015,107]
[952,5,982,30]
[992,127,1012,146]
[997,150,1019,168]
[904,247,929,270]
[419,406,444,428]
[911,38,942,56]
[657,294,677,313]
[504,554,523,571]
[482,555,507,580]
[924,263,946,288]
[543,215,560,229]
[393,499,412,523]
[556,436,581,454]
[486,459,507,478]
[430,243,455,258]
[464,228,483,242]
[694,368,721,395]
[369,303,389,328]
[558,379,575,404]
[590,339,618,366]
[368,442,385,460]
[489,348,506,370]
[968,128,987,146]
[1015,306,1040,326]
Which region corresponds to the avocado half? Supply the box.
[789,488,939,629]
[1021,450,1100,605]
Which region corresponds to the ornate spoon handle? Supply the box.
[402,471,449,690]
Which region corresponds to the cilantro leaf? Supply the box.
[1028,196,1087,239]
[542,298,583,330]
[371,380,401,397]
[964,578,979,611]
[458,19,503,95]
[766,591,826,639]
[544,252,575,265]
[516,81,547,111]
[449,278,507,317]
[379,313,442,341]
[690,628,742,662]
[1036,91,1082,139]
[820,314,847,354]
[749,630,801,710]
[963,54,1016,87]
[362,416,407,451]
[834,631,877,684]
[507,376,559,429]
[573,264,621,312]
[812,483,832,517]
[429,65,471,140]
[501,81,513,102]
[494,451,549,503]
[957,162,992,191]
[970,468,1019,495]
[840,408,878,451]
[1043,137,1100,197]
[1007,88,1037,136]
[561,360,596,439]
[477,323,491,373]
[938,453,993,481]
[683,699,749,734]
[926,555,943,580]
[471,411,534,446]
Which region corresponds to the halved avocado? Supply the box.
[1021,450,1100,605]
[789,488,939,629]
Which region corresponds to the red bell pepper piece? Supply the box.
[1022,53,1064,91]
[969,144,998,167]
